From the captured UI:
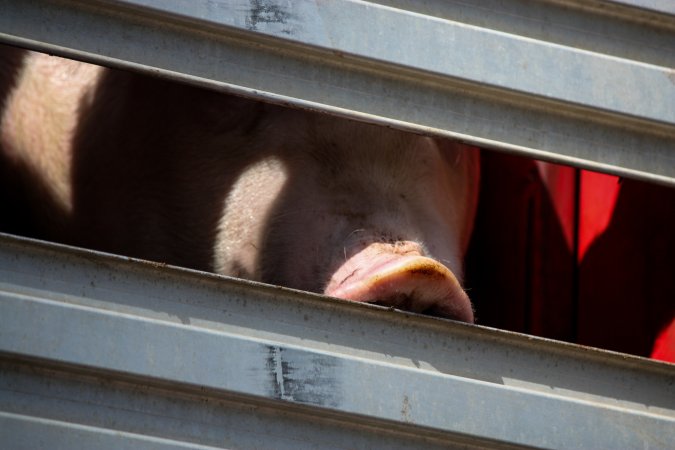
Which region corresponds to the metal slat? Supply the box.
[0,362,493,450]
[0,413,223,450]
[0,0,674,185]
[608,0,675,16]
[0,233,673,449]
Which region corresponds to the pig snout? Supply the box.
[324,242,473,323]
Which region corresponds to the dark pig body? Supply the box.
[0,46,479,322]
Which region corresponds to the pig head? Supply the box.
[0,46,480,322]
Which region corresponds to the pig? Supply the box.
[0,45,480,323]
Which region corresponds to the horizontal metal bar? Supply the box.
[0,412,222,450]
[0,362,494,450]
[82,0,675,125]
[0,0,674,185]
[374,0,675,68]
[607,0,675,16]
[0,233,673,448]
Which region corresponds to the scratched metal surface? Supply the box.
[0,0,674,185]
[0,233,673,449]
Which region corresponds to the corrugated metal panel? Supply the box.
[0,0,674,185]
[1,233,674,448]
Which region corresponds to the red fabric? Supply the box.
[651,318,675,363]
[535,164,623,261]
[529,164,671,360]
[466,153,674,360]
[578,171,621,262]
[536,162,576,250]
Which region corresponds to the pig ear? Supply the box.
[462,150,481,255]
[436,139,480,167]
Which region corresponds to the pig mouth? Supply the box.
[324,253,474,323]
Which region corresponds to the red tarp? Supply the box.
[466,151,675,362]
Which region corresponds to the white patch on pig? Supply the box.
[214,156,289,277]
[0,52,102,214]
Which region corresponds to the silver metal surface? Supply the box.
[1,233,674,448]
[607,0,675,15]
[1,0,674,185]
